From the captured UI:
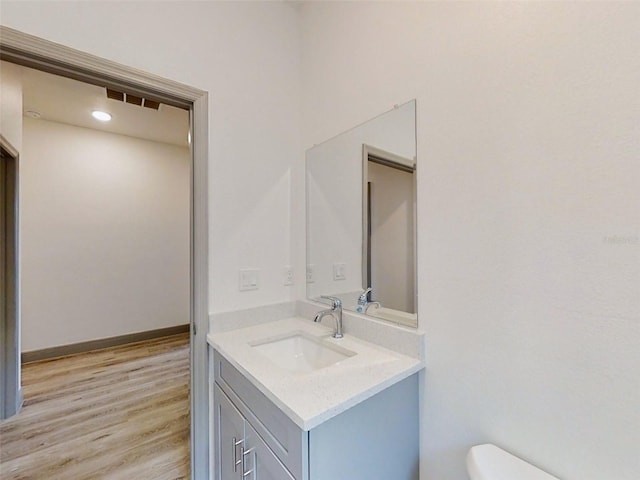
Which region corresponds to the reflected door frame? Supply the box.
[362,144,417,315]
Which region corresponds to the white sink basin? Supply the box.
[250,332,356,373]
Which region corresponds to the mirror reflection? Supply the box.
[306,100,417,327]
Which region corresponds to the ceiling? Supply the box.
[20,65,190,147]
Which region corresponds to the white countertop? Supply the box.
[207,316,423,431]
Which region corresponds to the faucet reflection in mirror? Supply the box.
[306,100,417,328]
[355,288,381,314]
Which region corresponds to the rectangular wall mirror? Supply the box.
[306,100,417,327]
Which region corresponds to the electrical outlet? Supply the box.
[306,264,315,284]
[284,265,293,286]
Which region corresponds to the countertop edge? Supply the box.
[207,332,424,431]
[301,360,424,430]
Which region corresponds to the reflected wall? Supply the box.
[306,100,416,325]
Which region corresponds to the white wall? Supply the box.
[21,118,190,351]
[0,61,22,152]
[0,1,302,313]
[301,2,640,480]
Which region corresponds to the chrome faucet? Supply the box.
[356,287,381,313]
[357,287,371,306]
[314,296,343,338]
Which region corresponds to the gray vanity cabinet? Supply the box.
[214,384,294,480]
[211,348,419,480]
[214,385,244,479]
[244,420,296,480]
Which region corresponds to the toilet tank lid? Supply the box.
[467,444,560,480]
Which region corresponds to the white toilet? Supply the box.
[467,444,560,480]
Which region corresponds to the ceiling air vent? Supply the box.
[125,94,143,106]
[143,99,160,110]
[106,89,124,101]
[106,88,161,110]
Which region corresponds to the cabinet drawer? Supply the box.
[213,350,306,479]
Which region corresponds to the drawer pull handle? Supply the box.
[233,437,243,472]
[242,447,255,456]
[241,447,256,479]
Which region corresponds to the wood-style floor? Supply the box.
[0,333,190,480]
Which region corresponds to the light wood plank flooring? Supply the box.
[0,333,190,479]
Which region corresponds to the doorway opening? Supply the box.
[0,26,209,479]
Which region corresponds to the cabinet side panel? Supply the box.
[309,374,419,480]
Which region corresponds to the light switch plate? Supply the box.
[239,268,260,291]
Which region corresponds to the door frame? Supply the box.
[0,26,210,479]
[1,134,21,420]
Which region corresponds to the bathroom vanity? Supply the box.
[208,317,423,480]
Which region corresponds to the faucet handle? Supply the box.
[320,295,342,308]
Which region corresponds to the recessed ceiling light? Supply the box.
[25,110,42,119]
[92,110,112,122]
